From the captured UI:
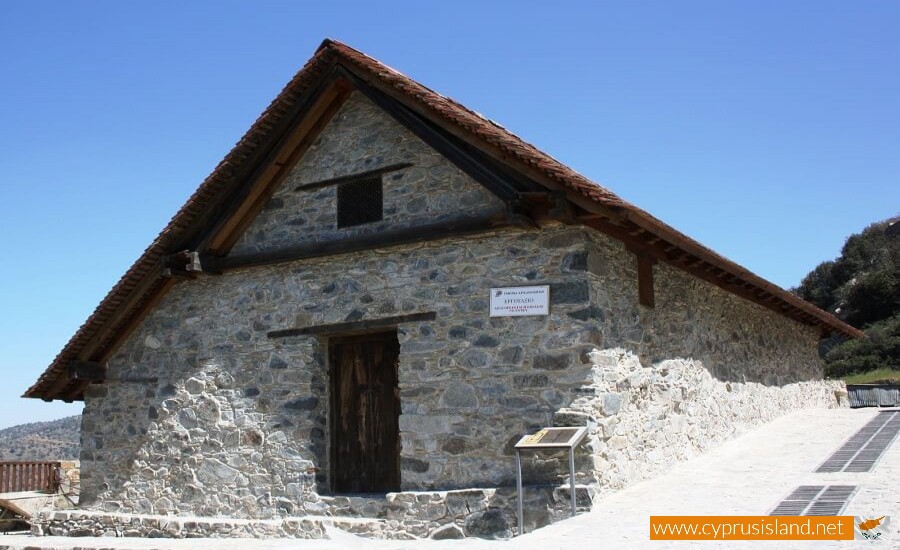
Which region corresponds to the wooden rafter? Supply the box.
[269,311,437,338]
[636,254,656,308]
[203,78,354,255]
[203,215,517,273]
[293,162,413,192]
[581,215,844,334]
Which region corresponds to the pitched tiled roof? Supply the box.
[25,39,862,401]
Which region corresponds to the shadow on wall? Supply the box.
[583,230,826,388]
[614,311,826,387]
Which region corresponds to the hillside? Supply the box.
[793,216,899,380]
[0,415,80,461]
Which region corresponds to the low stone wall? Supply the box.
[32,486,591,540]
[557,348,846,496]
[32,510,325,539]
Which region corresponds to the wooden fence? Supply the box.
[0,461,60,494]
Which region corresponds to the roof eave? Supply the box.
[23,39,863,402]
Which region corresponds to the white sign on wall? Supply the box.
[489,285,550,317]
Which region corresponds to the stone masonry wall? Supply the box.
[79,224,602,520]
[72,83,837,535]
[583,230,824,384]
[231,91,505,256]
[77,221,834,526]
[555,348,845,496]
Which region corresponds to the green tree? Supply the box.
[793,217,900,378]
[823,316,900,379]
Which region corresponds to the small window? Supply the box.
[337,177,383,228]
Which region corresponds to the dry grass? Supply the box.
[845,369,900,385]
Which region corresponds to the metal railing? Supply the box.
[0,461,61,494]
[847,384,900,408]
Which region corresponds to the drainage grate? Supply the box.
[769,485,857,516]
[786,485,826,501]
[771,499,814,516]
[815,411,900,473]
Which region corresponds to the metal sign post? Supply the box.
[513,427,588,536]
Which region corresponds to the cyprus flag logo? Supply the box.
[855,516,890,541]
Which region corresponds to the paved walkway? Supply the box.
[1,407,897,549]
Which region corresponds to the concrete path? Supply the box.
[1,407,897,549]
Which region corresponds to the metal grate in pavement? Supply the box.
[819,485,856,500]
[769,485,857,516]
[786,485,826,501]
[815,411,900,473]
[770,499,815,516]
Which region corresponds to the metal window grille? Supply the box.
[337,177,383,228]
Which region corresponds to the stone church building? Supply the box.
[27,40,859,539]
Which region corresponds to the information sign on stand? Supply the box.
[513,427,588,536]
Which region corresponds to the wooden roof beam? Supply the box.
[582,215,832,330]
[202,77,354,255]
[203,215,513,273]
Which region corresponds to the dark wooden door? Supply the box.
[329,331,400,493]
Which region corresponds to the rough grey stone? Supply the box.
[500,395,538,408]
[440,381,477,408]
[473,334,500,348]
[567,305,605,321]
[448,326,469,339]
[431,523,465,539]
[345,309,365,322]
[177,408,198,429]
[553,409,592,426]
[441,437,467,455]
[562,251,588,272]
[197,459,240,485]
[460,349,489,368]
[285,397,319,411]
[600,393,622,416]
[513,374,550,389]
[400,457,429,473]
[184,378,205,395]
[498,346,524,365]
[533,354,571,371]
[195,396,221,423]
[550,281,590,304]
[464,509,510,539]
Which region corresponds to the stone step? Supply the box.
[319,516,416,540]
[33,510,329,539]
[32,485,596,541]
[32,509,426,541]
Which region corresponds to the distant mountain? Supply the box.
[0,415,80,461]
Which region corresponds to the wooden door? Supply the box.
[329,331,400,494]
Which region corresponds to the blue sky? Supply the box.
[0,1,897,428]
